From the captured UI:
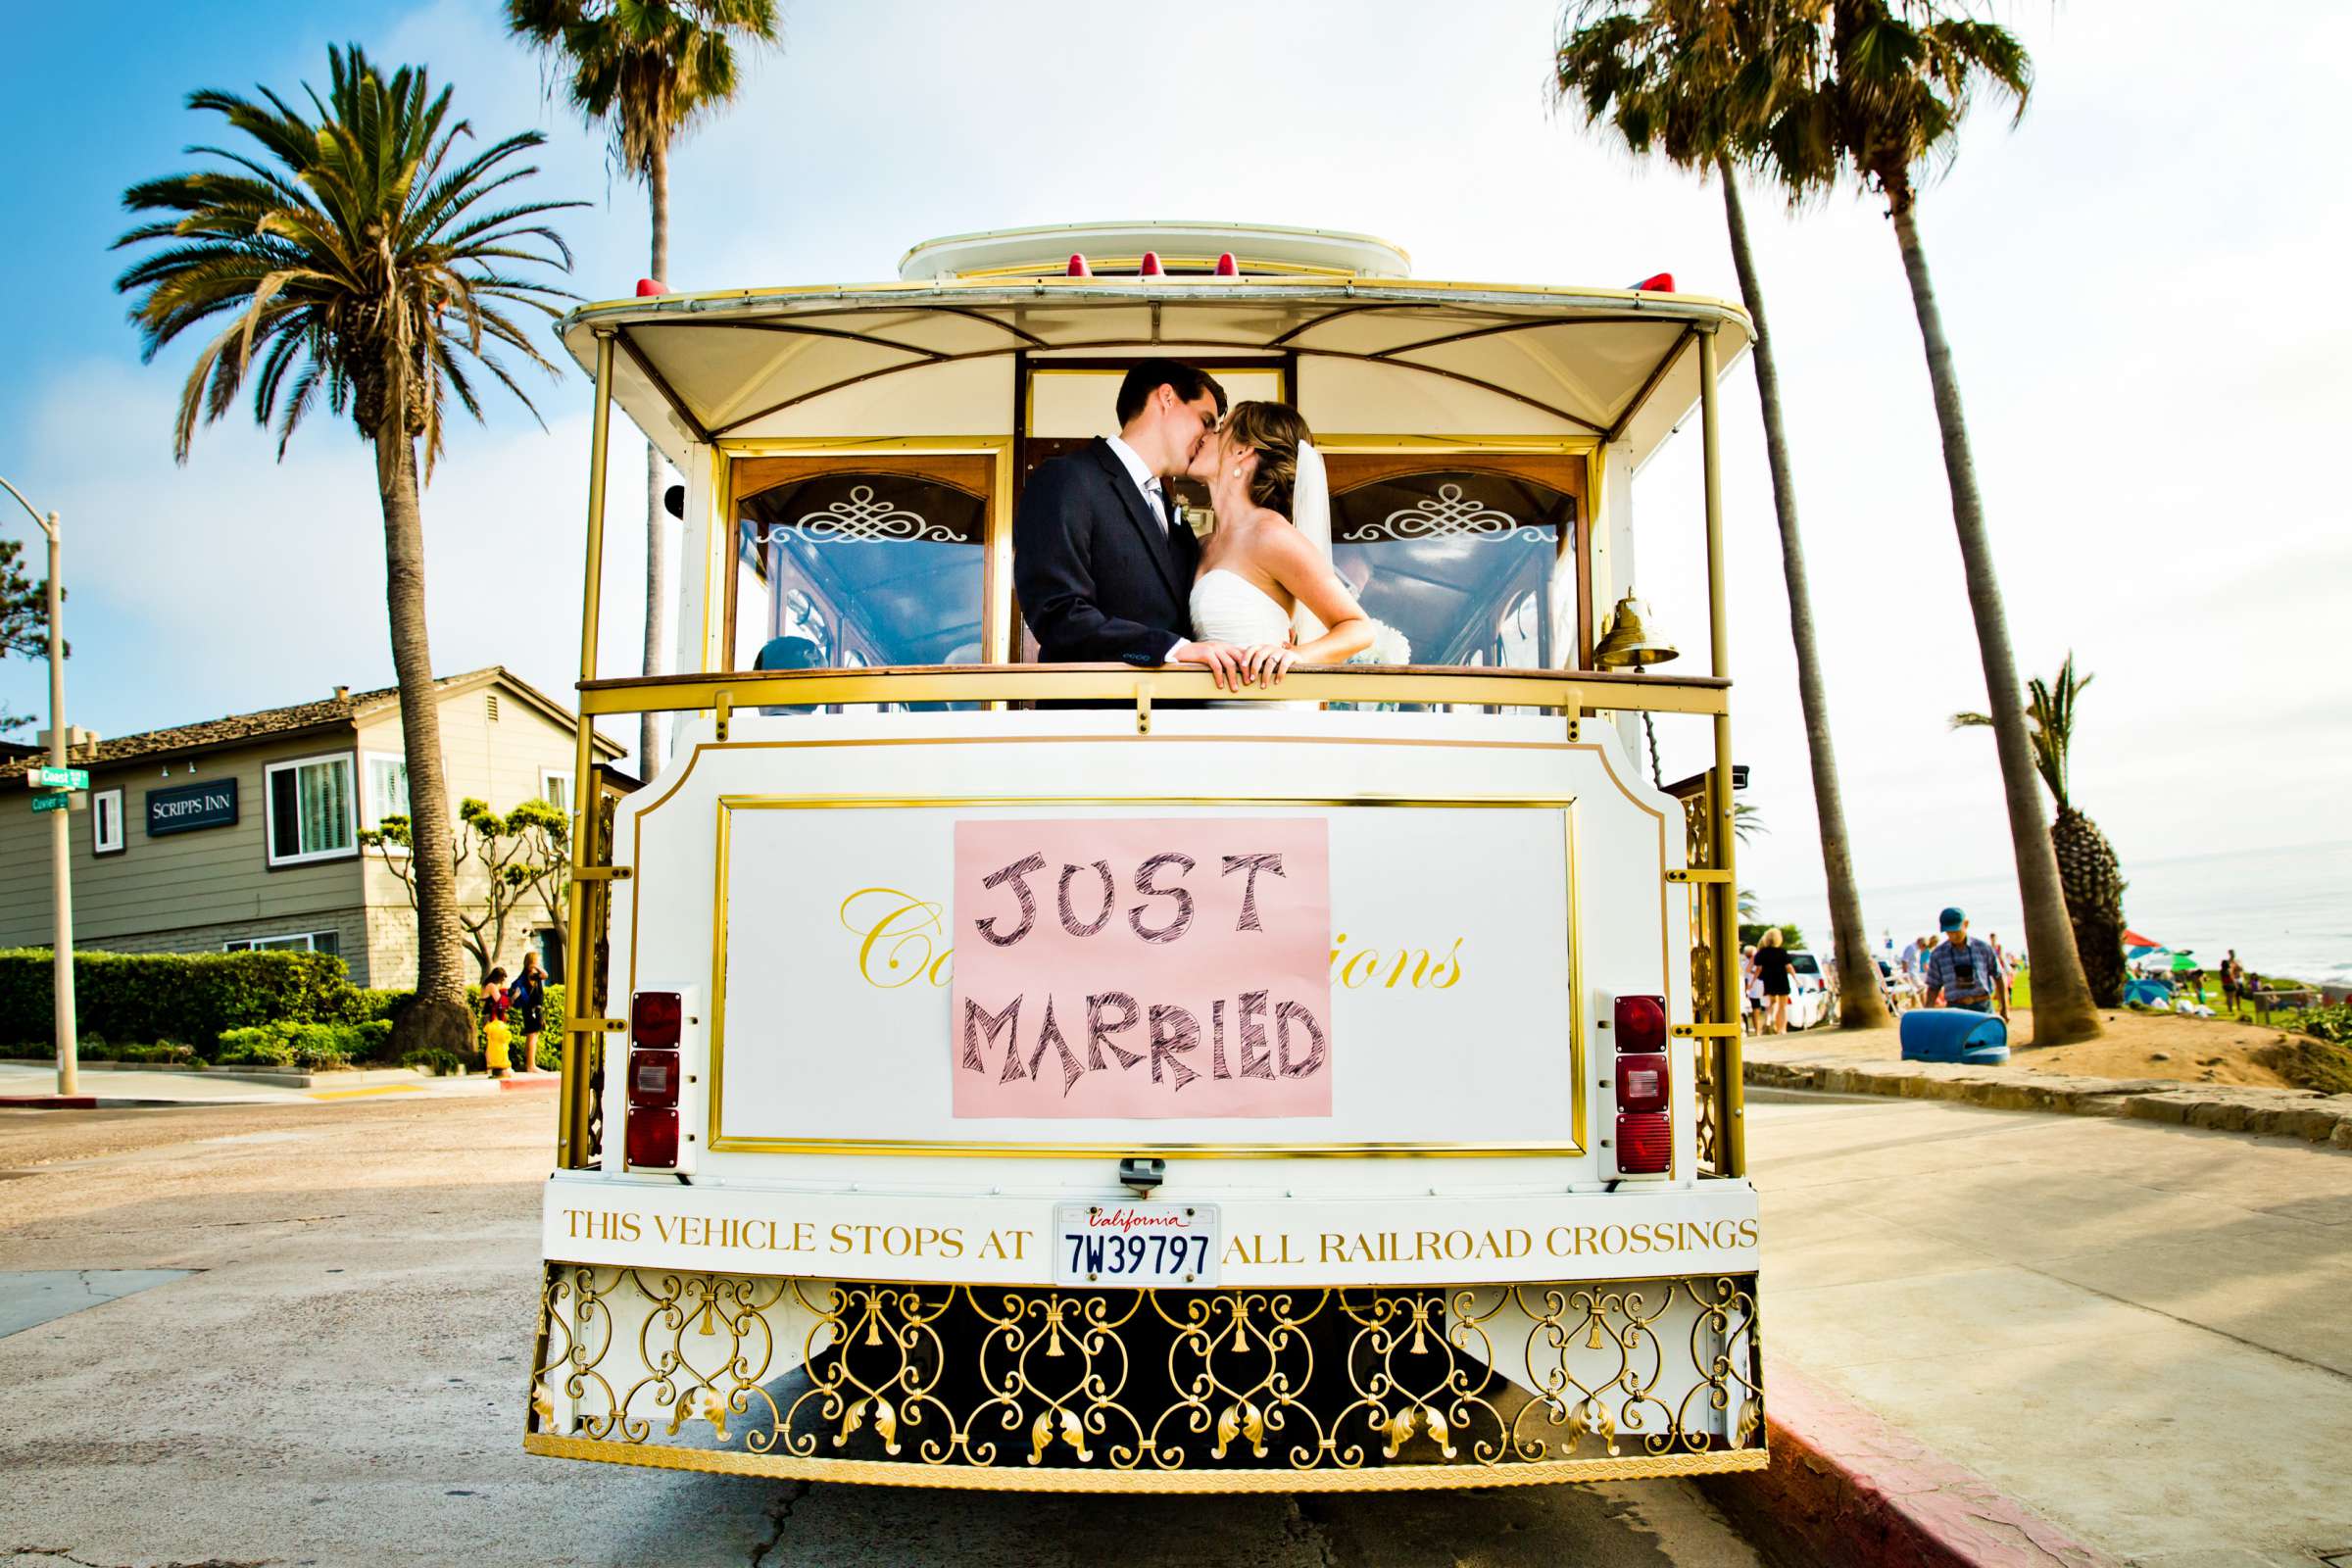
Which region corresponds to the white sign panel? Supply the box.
[711,802,1579,1153]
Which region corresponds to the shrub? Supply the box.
[2289,1003,2352,1047]
[343,988,413,1025]
[0,949,355,1054]
[403,1046,466,1077]
[215,1019,389,1070]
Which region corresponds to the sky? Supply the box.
[0,0,2345,923]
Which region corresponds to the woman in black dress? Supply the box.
[1754,927,1793,1035]
[509,951,549,1074]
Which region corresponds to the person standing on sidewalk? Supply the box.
[1923,907,2008,1019]
[508,952,549,1075]
[1753,928,1793,1035]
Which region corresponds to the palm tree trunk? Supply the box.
[637,133,673,779]
[375,423,473,1053]
[1886,192,2101,1045]
[1719,161,1889,1032]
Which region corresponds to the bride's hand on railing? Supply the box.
[1242,644,1298,687]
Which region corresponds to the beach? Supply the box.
[1760,837,2352,986]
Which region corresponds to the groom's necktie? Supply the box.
[1144,478,1170,536]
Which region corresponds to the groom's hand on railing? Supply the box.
[1167,639,1247,691]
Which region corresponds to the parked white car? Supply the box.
[1785,949,1835,1030]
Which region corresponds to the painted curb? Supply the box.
[1746,1055,2352,1150]
[1704,1365,2118,1568]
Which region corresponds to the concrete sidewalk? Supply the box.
[0,1060,557,1107]
[1750,1087,2352,1567]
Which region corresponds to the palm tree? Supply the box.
[508,0,782,779]
[1759,0,2102,1043]
[1555,0,1891,1030]
[1951,654,2126,1005]
[115,46,580,1054]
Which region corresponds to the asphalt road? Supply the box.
[0,1096,1764,1568]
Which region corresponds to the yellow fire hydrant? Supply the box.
[484,1017,514,1077]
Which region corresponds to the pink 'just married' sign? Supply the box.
[950,818,1333,1119]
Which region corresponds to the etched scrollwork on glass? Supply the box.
[528,1270,1763,1483]
[751,485,964,546]
[1340,483,1552,544]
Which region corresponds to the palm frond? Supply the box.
[116,42,582,471]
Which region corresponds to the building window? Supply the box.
[539,767,574,822]
[224,930,341,956]
[365,752,411,828]
[265,753,357,866]
[92,789,124,856]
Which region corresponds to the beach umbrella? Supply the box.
[2168,953,2200,972]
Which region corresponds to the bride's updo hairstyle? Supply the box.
[1221,401,1311,516]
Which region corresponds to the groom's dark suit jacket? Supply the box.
[1013,438,1200,664]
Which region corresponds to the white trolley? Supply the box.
[527,222,1764,1492]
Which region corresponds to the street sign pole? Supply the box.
[2,475,74,1096]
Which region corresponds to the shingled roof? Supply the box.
[0,666,620,782]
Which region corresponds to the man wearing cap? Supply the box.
[1923,907,2009,1019]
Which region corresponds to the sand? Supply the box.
[2006,1006,2302,1088]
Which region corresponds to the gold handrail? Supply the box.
[576,663,1730,717]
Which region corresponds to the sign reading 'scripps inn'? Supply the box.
[951,818,1333,1118]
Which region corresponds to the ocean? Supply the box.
[1759,838,2352,988]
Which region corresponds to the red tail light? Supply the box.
[1614,995,1666,1055]
[632,991,681,1049]
[630,1051,680,1108]
[626,990,686,1168]
[1616,1112,1670,1173]
[626,1106,679,1168]
[1615,1053,1669,1114]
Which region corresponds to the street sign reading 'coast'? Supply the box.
[26,766,87,791]
[147,778,238,836]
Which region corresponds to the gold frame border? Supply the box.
[705,794,1587,1160]
[522,1430,1765,1494]
[711,436,1018,671]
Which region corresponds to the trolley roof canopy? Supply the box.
[556,266,1752,473]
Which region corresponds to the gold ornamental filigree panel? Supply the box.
[525,1267,1764,1492]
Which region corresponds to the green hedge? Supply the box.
[216,1019,392,1069]
[1,950,573,1066]
[0,949,356,1053]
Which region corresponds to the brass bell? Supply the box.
[1593,591,1680,669]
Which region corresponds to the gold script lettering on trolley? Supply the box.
[841,891,1467,994]
[951,818,1335,1119]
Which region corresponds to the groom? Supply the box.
[1013,360,1245,686]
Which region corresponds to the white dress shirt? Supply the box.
[1103,434,1168,534]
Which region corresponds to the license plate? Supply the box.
[1053,1201,1220,1288]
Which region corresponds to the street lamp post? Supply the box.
[0,475,74,1097]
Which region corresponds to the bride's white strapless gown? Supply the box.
[1189,569,1309,708]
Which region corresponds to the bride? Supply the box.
[1181,401,1374,687]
